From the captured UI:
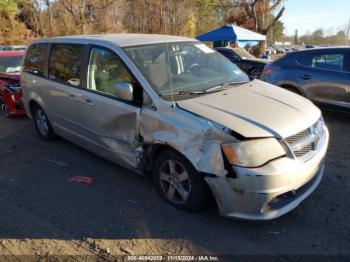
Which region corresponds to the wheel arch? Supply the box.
[278,83,305,96]
[25,91,47,119]
[142,143,192,174]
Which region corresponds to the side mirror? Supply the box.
[115,82,133,101]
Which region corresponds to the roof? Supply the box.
[32,34,196,47]
[197,24,266,42]
[0,51,24,57]
[286,46,350,56]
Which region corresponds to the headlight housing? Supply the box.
[222,138,286,168]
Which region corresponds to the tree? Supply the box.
[244,0,285,35]
[196,0,220,35]
[0,0,32,43]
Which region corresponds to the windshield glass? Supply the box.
[0,56,23,73]
[124,42,249,98]
[233,48,256,60]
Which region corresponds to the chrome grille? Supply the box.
[285,118,324,160]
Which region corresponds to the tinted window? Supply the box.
[49,44,84,87]
[299,53,344,71]
[87,47,138,100]
[23,44,48,76]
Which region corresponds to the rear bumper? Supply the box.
[205,128,329,220]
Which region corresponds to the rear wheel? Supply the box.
[153,149,211,212]
[32,105,57,141]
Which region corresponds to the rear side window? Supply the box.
[299,53,344,71]
[23,44,48,76]
[49,44,84,87]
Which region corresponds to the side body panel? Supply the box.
[77,90,141,168]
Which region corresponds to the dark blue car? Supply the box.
[261,47,350,111]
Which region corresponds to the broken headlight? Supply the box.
[222,138,286,168]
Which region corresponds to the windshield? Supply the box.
[233,48,256,60]
[0,56,23,73]
[124,42,249,99]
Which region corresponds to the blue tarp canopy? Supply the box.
[196,24,266,42]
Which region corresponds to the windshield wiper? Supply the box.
[205,81,249,93]
[161,90,206,96]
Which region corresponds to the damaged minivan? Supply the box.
[22,34,329,220]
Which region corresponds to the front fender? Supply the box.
[140,105,236,177]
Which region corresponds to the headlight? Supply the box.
[222,138,286,168]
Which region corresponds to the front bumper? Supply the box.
[205,127,329,220]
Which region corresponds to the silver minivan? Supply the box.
[22,34,329,220]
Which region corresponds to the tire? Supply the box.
[153,149,211,212]
[0,101,10,118]
[32,105,57,141]
[248,68,262,79]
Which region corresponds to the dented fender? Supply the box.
[140,104,237,177]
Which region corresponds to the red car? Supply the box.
[0,51,26,117]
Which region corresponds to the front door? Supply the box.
[78,46,142,168]
[298,52,350,105]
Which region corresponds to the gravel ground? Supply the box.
[0,111,349,260]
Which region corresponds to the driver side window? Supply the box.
[87,47,138,99]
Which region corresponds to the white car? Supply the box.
[22,34,329,220]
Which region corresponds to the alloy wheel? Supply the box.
[35,109,49,136]
[159,159,192,204]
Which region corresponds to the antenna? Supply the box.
[166,42,176,108]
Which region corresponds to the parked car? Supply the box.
[11,45,27,51]
[22,35,328,220]
[266,46,277,55]
[215,47,267,79]
[261,47,350,111]
[0,51,26,117]
[271,44,285,54]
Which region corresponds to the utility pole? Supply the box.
[294,29,298,45]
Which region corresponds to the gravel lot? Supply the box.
[0,111,349,260]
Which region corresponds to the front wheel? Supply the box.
[248,68,262,79]
[153,149,211,212]
[0,102,10,118]
[32,105,57,141]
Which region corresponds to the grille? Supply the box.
[285,119,323,159]
[294,143,313,157]
[285,128,309,145]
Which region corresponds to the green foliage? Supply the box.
[272,21,284,41]
[197,0,220,34]
[0,0,19,13]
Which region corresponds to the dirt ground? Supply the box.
[0,110,349,261]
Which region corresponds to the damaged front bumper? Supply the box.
[205,128,329,221]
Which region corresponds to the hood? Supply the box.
[177,80,321,138]
[0,72,20,81]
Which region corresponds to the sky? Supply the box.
[280,0,350,36]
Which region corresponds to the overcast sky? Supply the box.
[280,0,350,36]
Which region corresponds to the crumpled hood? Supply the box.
[177,80,321,138]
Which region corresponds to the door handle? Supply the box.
[300,74,312,80]
[68,94,78,102]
